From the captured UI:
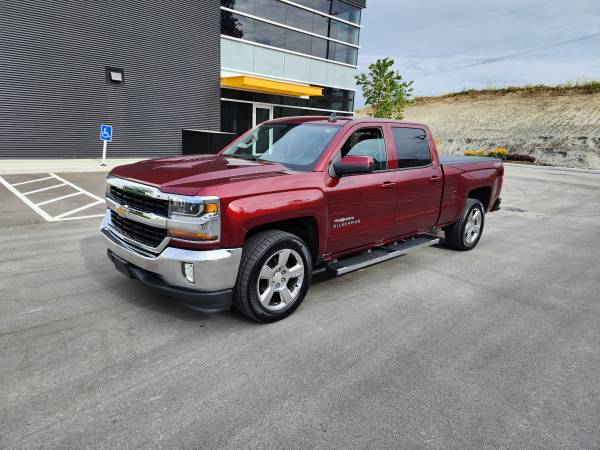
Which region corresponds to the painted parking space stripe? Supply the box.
[0,173,105,222]
[53,200,104,220]
[35,191,83,206]
[22,182,66,195]
[50,173,104,202]
[10,176,55,187]
[0,176,54,221]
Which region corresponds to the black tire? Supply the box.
[233,230,312,323]
[443,198,485,251]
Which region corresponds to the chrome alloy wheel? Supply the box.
[464,208,482,245]
[257,249,305,311]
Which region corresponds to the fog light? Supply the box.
[183,262,195,284]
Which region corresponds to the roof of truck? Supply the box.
[265,116,429,128]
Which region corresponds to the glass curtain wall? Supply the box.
[221,0,361,65]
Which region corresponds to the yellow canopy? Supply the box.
[221,75,323,97]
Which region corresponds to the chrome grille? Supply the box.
[110,210,167,248]
[108,186,169,217]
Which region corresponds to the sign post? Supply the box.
[100,124,113,166]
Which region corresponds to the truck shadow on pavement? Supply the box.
[79,234,345,324]
[79,235,256,325]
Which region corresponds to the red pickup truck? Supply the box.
[102,116,503,322]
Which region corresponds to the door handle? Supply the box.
[429,175,441,182]
[381,181,396,188]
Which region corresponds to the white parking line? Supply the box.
[35,192,83,206]
[0,176,54,221]
[50,173,104,202]
[22,183,66,195]
[53,200,104,219]
[10,176,55,186]
[0,173,105,222]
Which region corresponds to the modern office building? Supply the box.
[0,0,365,158]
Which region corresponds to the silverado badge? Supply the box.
[333,216,360,229]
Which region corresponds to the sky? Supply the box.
[355,0,600,105]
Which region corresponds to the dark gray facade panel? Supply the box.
[0,0,221,158]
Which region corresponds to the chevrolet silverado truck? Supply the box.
[101,117,503,322]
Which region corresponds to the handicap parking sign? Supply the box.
[100,124,113,142]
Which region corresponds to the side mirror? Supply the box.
[333,155,374,177]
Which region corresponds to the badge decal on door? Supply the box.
[333,216,360,228]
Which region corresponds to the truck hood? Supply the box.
[110,154,289,195]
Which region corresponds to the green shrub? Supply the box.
[506,153,535,163]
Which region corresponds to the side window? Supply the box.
[391,127,432,168]
[340,127,388,171]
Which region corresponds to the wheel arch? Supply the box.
[467,186,492,211]
[245,217,319,261]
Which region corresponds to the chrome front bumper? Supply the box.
[101,210,242,307]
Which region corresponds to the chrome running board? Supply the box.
[326,235,440,276]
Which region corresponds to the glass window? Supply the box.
[306,88,354,112]
[285,28,311,54]
[221,101,253,135]
[291,0,317,9]
[313,0,333,15]
[331,0,361,24]
[340,128,388,170]
[311,36,328,59]
[254,19,285,47]
[222,11,254,40]
[290,0,332,15]
[391,127,432,168]
[221,10,358,65]
[254,0,286,22]
[222,0,254,15]
[329,42,357,65]
[223,123,341,171]
[285,4,313,32]
[273,106,307,118]
[312,14,329,36]
[330,20,359,45]
[222,88,355,114]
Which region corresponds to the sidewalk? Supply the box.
[0,159,145,175]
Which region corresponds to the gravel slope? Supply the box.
[398,92,600,169]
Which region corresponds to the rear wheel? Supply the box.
[233,230,312,323]
[443,198,485,251]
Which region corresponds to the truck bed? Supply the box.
[439,155,498,165]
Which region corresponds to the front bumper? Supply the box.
[101,210,242,312]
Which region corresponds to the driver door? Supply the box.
[325,126,397,256]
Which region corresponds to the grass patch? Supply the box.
[414,80,600,103]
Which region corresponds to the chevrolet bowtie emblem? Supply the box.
[115,205,128,218]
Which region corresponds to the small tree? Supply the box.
[356,58,414,119]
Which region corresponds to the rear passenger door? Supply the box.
[387,125,443,236]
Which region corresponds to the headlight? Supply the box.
[169,198,203,216]
[167,196,220,242]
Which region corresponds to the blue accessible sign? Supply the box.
[100,124,113,142]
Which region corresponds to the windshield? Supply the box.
[222,123,341,171]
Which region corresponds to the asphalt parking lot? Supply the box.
[1,165,599,448]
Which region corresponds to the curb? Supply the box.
[0,159,144,175]
[504,163,600,175]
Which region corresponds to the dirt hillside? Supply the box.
[360,87,600,169]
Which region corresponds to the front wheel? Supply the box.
[233,230,312,323]
[443,198,485,251]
